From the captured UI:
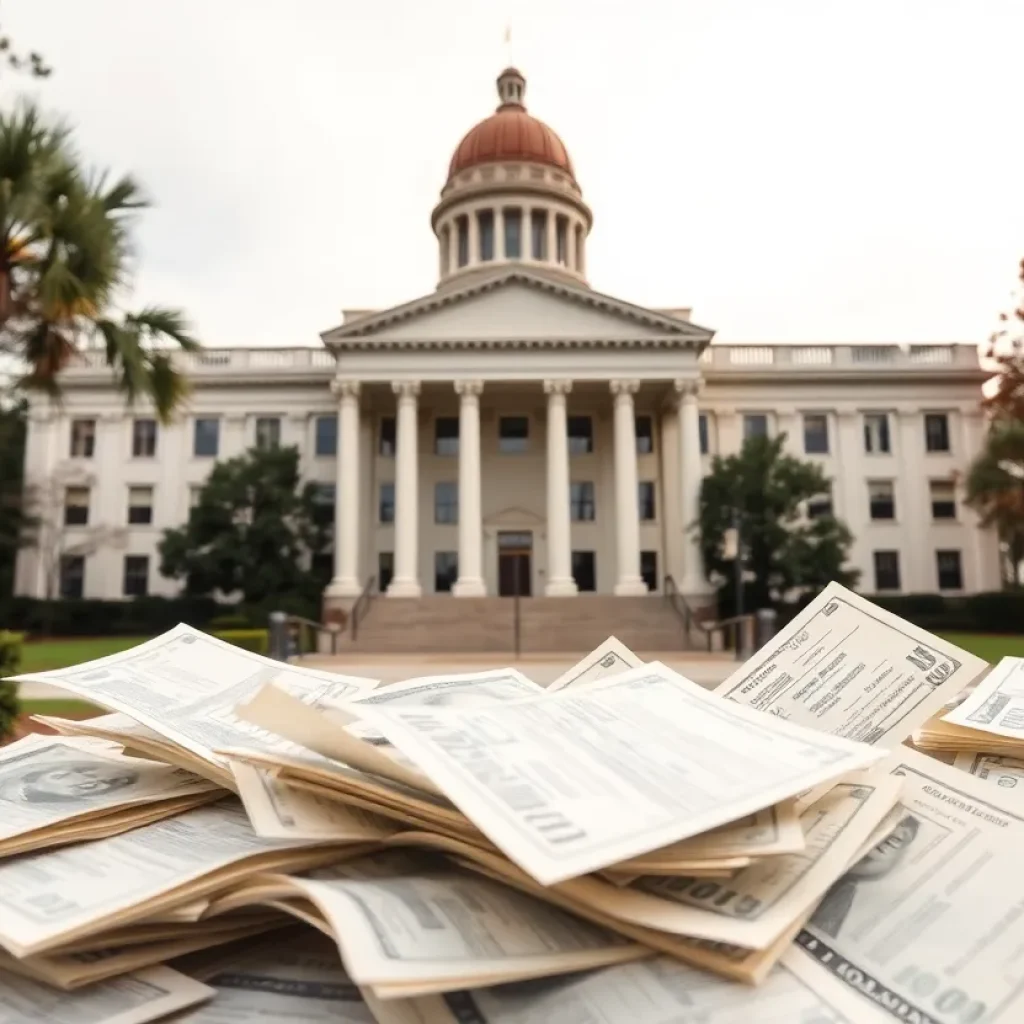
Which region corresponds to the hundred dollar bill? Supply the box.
[365,948,886,1024]
[796,746,1024,1023]
[546,636,644,692]
[943,657,1024,741]
[953,751,1024,792]
[349,661,886,885]
[0,964,213,1024]
[9,624,378,773]
[715,581,987,744]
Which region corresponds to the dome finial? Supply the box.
[496,66,526,110]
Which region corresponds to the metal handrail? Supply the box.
[663,575,756,655]
[283,614,341,656]
[349,575,377,643]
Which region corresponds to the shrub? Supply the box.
[0,596,229,637]
[208,613,253,631]
[213,629,268,655]
[0,631,22,742]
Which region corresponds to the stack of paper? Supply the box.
[6,581,1024,1022]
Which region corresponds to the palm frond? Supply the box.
[126,306,200,352]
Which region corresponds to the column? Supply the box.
[897,405,926,591]
[546,210,557,266]
[611,379,646,596]
[325,380,361,598]
[452,380,486,596]
[675,379,710,594]
[467,211,479,267]
[387,380,422,597]
[544,379,577,596]
[447,220,458,276]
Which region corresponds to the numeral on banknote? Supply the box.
[893,966,986,1023]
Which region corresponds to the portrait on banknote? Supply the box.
[0,746,140,805]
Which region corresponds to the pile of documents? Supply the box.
[2,580,1024,1023]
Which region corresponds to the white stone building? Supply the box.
[15,67,999,614]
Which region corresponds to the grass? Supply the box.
[939,633,1024,663]
[18,698,100,718]
[17,636,146,674]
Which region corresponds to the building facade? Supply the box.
[15,68,999,607]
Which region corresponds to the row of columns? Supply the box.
[325,377,706,599]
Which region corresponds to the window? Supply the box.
[571,550,596,592]
[930,480,957,520]
[59,554,85,599]
[863,413,891,454]
[636,416,654,455]
[379,417,396,456]
[378,551,394,592]
[132,418,157,458]
[311,552,333,578]
[567,416,593,455]
[868,480,895,520]
[499,416,529,454]
[924,413,951,453]
[70,418,96,458]
[698,413,709,455]
[378,481,395,524]
[434,551,458,593]
[194,417,220,457]
[570,481,595,521]
[743,414,768,441]
[435,417,459,456]
[807,487,834,519]
[123,555,149,597]
[937,550,963,591]
[255,416,281,450]
[477,210,494,261]
[456,215,469,267]
[504,208,522,259]
[315,415,337,457]
[638,481,656,521]
[803,414,829,454]
[641,551,658,592]
[434,481,458,524]
[555,216,568,265]
[873,551,901,592]
[127,486,154,525]
[313,483,335,528]
[530,210,547,259]
[64,486,89,526]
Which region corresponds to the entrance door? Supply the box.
[497,531,532,597]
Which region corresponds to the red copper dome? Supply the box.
[447,68,575,182]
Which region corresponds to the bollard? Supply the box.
[755,607,778,650]
[268,611,289,662]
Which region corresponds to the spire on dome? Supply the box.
[496,67,526,110]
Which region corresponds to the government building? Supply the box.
[14,68,998,639]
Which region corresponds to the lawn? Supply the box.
[16,636,146,674]
[939,633,1024,663]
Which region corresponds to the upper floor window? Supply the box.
[638,481,656,521]
[930,480,957,520]
[924,413,951,453]
[456,215,469,267]
[64,486,89,526]
[698,413,709,455]
[567,416,593,455]
[530,210,547,259]
[803,414,829,454]
[435,417,459,456]
[504,208,522,259]
[570,481,595,521]
[555,215,568,265]
[132,418,157,458]
[807,486,833,520]
[499,415,529,454]
[314,415,337,457]
[743,414,768,441]
[434,481,458,524]
[636,416,654,455]
[863,413,891,454]
[869,480,896,520]
[379,417,396,457]
[255,416,281,451]
[70,418,96,458]
[194,417,220,457]
[477,209,495,262]
[127,485,154,525]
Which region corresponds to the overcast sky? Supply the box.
[5,0,1022,348]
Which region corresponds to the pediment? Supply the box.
[322,270,713,349]
[483,505,546,528]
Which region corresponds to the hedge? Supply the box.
[213,629,268,655]
[0,631,21,742]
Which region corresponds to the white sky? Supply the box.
[5,0,1022,347]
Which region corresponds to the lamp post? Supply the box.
[723,505,744,661]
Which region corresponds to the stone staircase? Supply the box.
[343,595,694,654]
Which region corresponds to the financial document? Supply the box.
[943,657,1024,740]
[953,752,1024,793]
[716,582,986,744]
[546,637,644,692]
[355,662,885,884]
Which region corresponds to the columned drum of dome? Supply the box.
[431,69,592,289]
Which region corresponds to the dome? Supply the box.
[447,68,575,182]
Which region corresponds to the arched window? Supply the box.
[440,225,450,273]
[574,223,584,270]
[530,210,547,259]
[477,210,495,261]
[504,208,522,259]
[555,215,568,266]
[456,216,469,268]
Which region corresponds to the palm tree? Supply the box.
[965,420,1024,588]
[0,101,198,421]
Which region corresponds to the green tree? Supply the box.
[0,101,198,420]
[0,396,28,599]
[965,420,1024,587]
[159,446,333,612]
[697,435,858,610]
